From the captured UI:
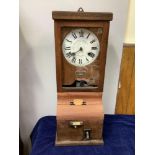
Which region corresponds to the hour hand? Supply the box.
[66,47,83,57]
[73,47,83,54]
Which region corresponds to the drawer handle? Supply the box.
[69,121,83,128]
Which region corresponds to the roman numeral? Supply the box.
[65,46,71,50]
[86,33,90,39]
[79,29,84,37]
[91,47,98,50]
[90,39,96,44]
[79,59,82,64]
[66,39,72,43]
[72,32,77,39]
[86,58,89,62]
[72,57,76,63]
[88,52,95,58]
[66,52,72,58]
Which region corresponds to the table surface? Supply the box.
[30,115,135,155]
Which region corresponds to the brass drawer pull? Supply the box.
[69,121,83,128]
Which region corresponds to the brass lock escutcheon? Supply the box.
[69,121,84,128]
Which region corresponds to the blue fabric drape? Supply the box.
[30,115,135,155]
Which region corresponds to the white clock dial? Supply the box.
[62,28,100,67]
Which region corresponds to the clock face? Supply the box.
[62,28,100,67]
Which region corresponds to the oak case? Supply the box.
[52,10,113,146]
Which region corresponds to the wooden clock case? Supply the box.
[52,9,113,146]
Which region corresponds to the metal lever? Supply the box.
[84,129,91,140]
[85,131,90,140]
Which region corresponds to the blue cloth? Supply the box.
[30,115,135,155]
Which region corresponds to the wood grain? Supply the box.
[56,139,103,146]
[115,44,135,114]
[127,64,135,114]
[52,11,113,21]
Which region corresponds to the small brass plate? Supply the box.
[73,99,84,106]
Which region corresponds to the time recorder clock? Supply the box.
[52,8,113,146]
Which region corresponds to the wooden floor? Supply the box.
[115,44,135,114]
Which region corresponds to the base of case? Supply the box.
[55,135,104,146]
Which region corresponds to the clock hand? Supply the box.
[72,47,83,54]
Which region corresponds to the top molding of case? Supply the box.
[52,10,113,21]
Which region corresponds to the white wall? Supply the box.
[125,0,135,43]
[20,0,129,153]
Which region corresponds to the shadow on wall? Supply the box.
[103,41,121,114]
[19,28,41,155]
